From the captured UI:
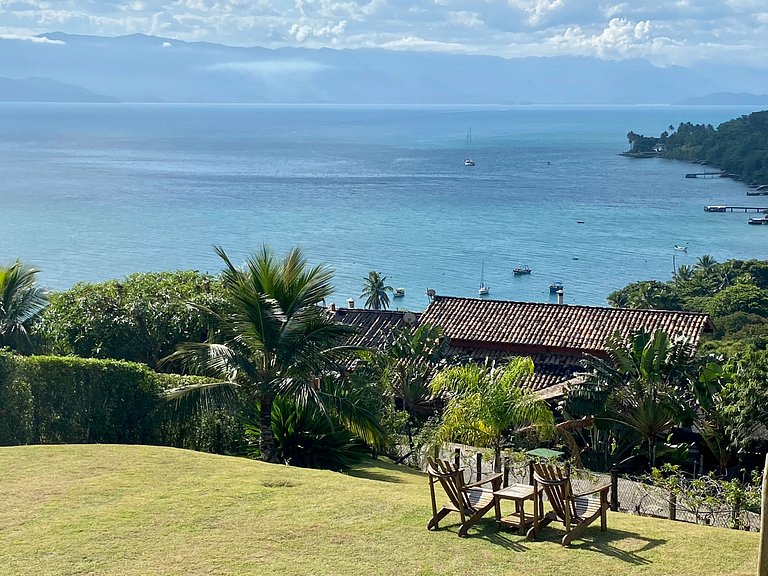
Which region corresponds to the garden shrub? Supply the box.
[0,351,33,445]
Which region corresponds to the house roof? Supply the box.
[419,296,713,355]
[327,307,420,349]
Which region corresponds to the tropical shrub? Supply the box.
[0,351,232,449]
[248,395,368,470]
[38,271,227,369]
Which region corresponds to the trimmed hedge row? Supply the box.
[0,351,241,451]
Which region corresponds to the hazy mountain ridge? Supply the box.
[674,92,768,105]
[0,32,764,105]
[0,76,120,102]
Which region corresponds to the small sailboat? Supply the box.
[464,126,475,167]
[393,287,405,298]
[478,260,490,296]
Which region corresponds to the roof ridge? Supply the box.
[430,295,709,317]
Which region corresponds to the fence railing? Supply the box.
[423,444,760,532]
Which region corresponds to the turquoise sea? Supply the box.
[1,103,765,309]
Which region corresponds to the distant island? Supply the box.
[623,109,768,185]
[673,92,768,106]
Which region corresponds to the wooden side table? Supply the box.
[493,483,536,533]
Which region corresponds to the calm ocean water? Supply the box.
[1,103,765,309]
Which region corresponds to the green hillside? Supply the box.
[0,445,758,575]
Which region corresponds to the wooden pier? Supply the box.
[686,171,725,178]
[705,205,768,213]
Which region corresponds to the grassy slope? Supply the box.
[0,445,758,576]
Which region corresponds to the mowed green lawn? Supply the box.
[0,445,758,576]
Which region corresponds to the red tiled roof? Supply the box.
[420,296,713,354]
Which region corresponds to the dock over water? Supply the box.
[705,205,768,213]
[686,171,725,178]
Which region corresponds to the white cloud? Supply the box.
[205,59,331,75]
[0,0,766,68]
[0,32,65,44]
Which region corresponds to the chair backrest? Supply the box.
[426,457,472,512]
[532,462,576,521]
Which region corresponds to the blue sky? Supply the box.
[0,1,766,69]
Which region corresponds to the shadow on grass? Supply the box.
[532,526,666,565]
[429,519,665,563]
[346,458,426,484]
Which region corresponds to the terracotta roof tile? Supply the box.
[420,296,712,353]
[327,307,420,350]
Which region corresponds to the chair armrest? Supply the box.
[464,472,503,489]
[572,482,611,499]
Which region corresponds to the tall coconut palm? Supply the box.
[166,245,381,463]
[695,254,718,275]
[360,271,393,310]
[431,357,555,472]
[674,264,694,285]
[0,260,48,353]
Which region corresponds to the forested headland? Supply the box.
[625,110,768,185]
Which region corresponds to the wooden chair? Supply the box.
[528,462,611,546]
[426,456,502,537]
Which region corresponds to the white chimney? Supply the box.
[347,298,355,309]
[557,289,564,305]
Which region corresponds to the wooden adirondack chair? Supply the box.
[528,462,611,546]
[426,456,502,537]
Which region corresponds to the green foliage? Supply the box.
[360,270,393,310]
[630,111,768,184]
[0,260,49,353]
[718,351,768,453]
[432,357,555,471]
[39,271,227,368]
[0,351,233,449]
[248,395,368,470]
[705,284,768,318]
[0,351,33,445]
[165,245,377,462]
[645,464,762,529]
[567,329,700,469]
[18,355,160,443]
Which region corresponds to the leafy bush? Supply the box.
[0,352,241,450]
[0,352,33,445]
[38,271,228,369]
[245,396,368,470]
[16,355,162,443]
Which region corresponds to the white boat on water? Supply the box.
[674,245,688,252]
[549,281,563,294]
[478,260,490,296]
[393,287,405,298]
[464,126,475,167]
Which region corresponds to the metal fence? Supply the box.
[424,444,761,532]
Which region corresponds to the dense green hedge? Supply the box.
[0,352,242,451]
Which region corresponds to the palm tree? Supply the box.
[166,245,380,463]
[431,357,555,472]
[695,254,718,275]
[674,264,694,285]
[360,271,393,310]
[572,329,698,468]
[0,260,48,353]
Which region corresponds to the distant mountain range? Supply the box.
[0,32,767,105]
[674,92,768,105]
[0,76,118,102]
